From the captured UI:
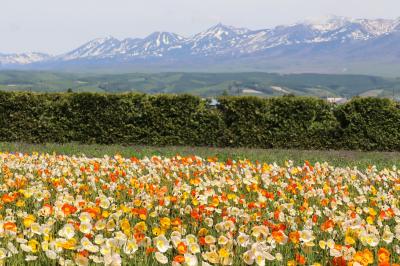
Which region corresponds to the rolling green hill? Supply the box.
[0,70,399,98]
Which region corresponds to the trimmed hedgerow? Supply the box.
[0,91,398,151]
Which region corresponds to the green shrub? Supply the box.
[334,97,400,151]
[0,91,399,151]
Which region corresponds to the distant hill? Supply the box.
[1,16,400,76]
[1,71,399,98]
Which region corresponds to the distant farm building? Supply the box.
[326,97,348,104]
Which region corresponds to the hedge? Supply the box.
[0,91,399,151]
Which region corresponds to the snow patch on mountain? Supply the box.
[0,52,51,65]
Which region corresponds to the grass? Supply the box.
[0,142,399,170]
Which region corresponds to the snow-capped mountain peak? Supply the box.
[187,24,252,55]
[305,16,400,37]
[193,23,249,41]
[1,16,400,69]
[305,15,352,31]
[358,18,399,35]
[144,32,185,46]
[61,36,121,60]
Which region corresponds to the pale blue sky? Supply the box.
[1,0,399,54]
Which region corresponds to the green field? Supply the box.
[1,70,399,98]
[1,142,399,169]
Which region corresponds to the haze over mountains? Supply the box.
[1,16,400,76]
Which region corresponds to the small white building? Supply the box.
[326,97,348,104]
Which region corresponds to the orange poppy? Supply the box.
[82,207,100,218]
[78,250,89,257]
[332,256,346,266]
[199,237,206,246]
[191,209,201,220]
[295,254,306,265]
[321,219,334,231]
[134,233,145,244]
[2,194,14,203]
[61,203,77,216]
[377,248,390,263]
[146,247,156,254]
[177,242,187,254]
[289,231,300,244]
[272,230,287,244]
[171,218,182,227]
[3,221,17,232]
[173,255,185,263]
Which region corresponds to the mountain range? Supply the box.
[1,16,400,76]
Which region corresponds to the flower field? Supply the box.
[0,152,399,265]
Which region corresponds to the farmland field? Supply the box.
[0,144,399,265]
[1,71,400,98]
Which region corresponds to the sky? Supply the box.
[1,0,399,54]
